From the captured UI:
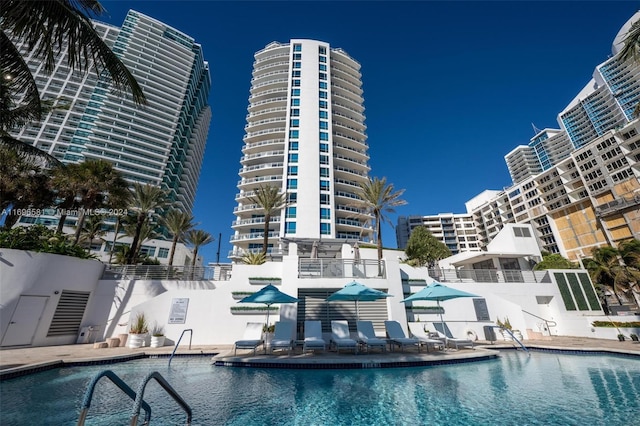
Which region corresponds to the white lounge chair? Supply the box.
[303,320,326,352]
[433,323,474,350]
[234,322,264,355]
[357,320,387,352]
[408,323,445,352]
[331,320,358,354]
[270,321,294,355]
[384,320,420,352]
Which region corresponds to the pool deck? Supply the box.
[1,336,639,378]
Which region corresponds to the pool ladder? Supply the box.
[493,325,529,355]
[168,328,193,367]
[77,369,192,426]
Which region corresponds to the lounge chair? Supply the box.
[269,321,294,355]
[234,322,264,355]
[433,323,474,350]
[384,320,420,352]
[408,323,445,352]
[303,320,326,352]
[356,320,387,352]
[331,320,358,354]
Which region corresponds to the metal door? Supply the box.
[1,296,48,346]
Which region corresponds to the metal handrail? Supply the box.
[522,309,557,333]
[77,370,152,426]
[130,371,192,426]
[494,326,529,355]
[168,329,193,367]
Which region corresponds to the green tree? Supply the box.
[584,243,640,308]
[185,229,214,267]
[247,185,286,256]
[126,183,166,264]
[533,253,577,271]
[75,214,106,252]
[161,210,195,266]
[404,226,451,267]
[355,177,407,262]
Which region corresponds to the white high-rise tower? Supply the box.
[231,40,373,257]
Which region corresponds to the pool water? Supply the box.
[1,351,639,425]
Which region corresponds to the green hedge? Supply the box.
[591,321,640,328]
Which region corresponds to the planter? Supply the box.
[232,292,255,300]
[618,335,626,341]
[631,334,639,342]
[127,333,147,348]
[230,307,279,315]
[249,278,281,285]
[150,335,166,348]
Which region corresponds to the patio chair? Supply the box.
[356,320,387,352]
[408,323,445,352]
[433,323,474,350]
[269,321,295,355]
[303,320,327,352]
[234,322,264,355]
[331,320,358,354]
[384,320,420,352]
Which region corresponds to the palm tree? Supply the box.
[126,183,167,264]
[185,229,214,268]
[241,251,267,265]
[161,210,195,266]
[355,177,407,262]
[120,219,160,262]
[76,214,106,252]
[248,185,286,256]
[585,244,640,309]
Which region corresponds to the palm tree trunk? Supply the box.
[262,214,270,256]
[376,213,383,276]
[56,213,67,234]
[72,209,86,245]
[108,216,121,264]
[127,213,145,264]
[169,236,178,266]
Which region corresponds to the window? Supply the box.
[319,73,327,80]
[287,179,298,189]
[288,165,298,175]
[292,70,301,77]
[319,64,327,71]
[319,121,328,129]
[292,79,301,87]
[320,167,330,177]
[289,141,299,150]
[320,208,330,219]
[319,46,326,54]
[319,100,328,109]
[292,98,300,106]
[320,155,329,164]
[320,180,330,190]
[320,194,330,204]
[291,108,300,117]
[289,130,299,138]
[293,53,302,60]
[513,227,531,238]
[319,56,326,63]
[287,192,297,203]
[286,221,296,234]
[158,247,169,258]
[319,82,327,89]
[288,153,298,162]
[293,62,301,69]
[319,91,327,99]
[286,207,297,218]
[320,132,329,141]
[320,143,329,152]
[293,44,302,52]
[319,110,328,119]
[321,223,331,235]
[290,119,299,127]
[291,89,300,96]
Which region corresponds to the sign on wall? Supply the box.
[168,298,189,324]
[473,298,490,321]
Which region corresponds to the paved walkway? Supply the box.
[1,335,638,376]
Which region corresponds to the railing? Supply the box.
[299,259,386,279]
[102,265,225,281]
[169,329,193,367]
[522,309,557,334]
[131,371,192,426]
[428,268,551,284]
[77,370,152,426]
[494,326,529,354]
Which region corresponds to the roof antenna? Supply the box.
[531,123,542,135]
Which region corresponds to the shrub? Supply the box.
[0,225,95,259]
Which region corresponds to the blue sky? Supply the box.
[100,0,639,264]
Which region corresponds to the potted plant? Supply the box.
[248,276,282,285]
[128,312,149,348]
[630,334,639,342]
[150,323,165,348]
[617,334,626,342]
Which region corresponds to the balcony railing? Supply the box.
[299,259,386,279]
[102,265,231,281]
[427,268,551,284]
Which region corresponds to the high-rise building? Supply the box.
[10,10,212,214]
[396,214,481,254]
[8,10,212,265]
[231,40,373,257]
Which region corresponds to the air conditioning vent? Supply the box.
[47,290,90,337]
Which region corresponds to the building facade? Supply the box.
[231,40,373,257]
[396,214,482,254]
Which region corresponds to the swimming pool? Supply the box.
[1,351,639,425]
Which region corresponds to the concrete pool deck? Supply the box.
[1,335,639,378]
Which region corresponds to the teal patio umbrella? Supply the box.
[326,281,392,320]
[401,282,478,335]
[239,284,299,330]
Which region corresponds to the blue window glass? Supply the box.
[320,194,330,205]
[319,82,327,89]
[286,207,297,218]
[158,248,169,258]
[292,98,300,106]
[293,53,302,60]
[292,80,301,87]
[288,165,298,175]
[292,70,301,77]
[320,132,329,141]
[319,110,328,119]
[289,141,299,150]
[319,73,327,80]
[321,223,331,234]
[293,62,301,69]
[291,108,299,117]
[288,153,298,162]
[289,130,299,138]
[320,167,330,177]
[290,119,299,127]
[293,44,302,52]
[320,180,330,190]
[287,179,298,189]
[319,46,326,54]
[320,155,329,164]
[291,89,300,96]
[319,64,327,71]
[319,91,327,99]
[319,100,328,109]
[286,221,296,234]
[320,208,330,219]
[319,121,328,129]
[319,56,327,63]
[320,143,329,152]
[288,192,297,203]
